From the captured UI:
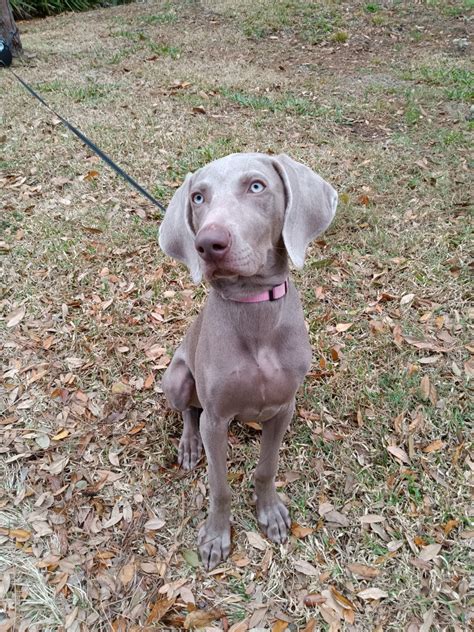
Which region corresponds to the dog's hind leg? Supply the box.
[162,348,203,470]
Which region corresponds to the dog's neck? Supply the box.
[209,253,290,302]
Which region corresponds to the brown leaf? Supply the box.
[119,562,136,585]
[51,429,69,441]
[272,620,289,632]
[303,594,326,607]
[325,510,350,527]
[386,445,410,464]
[442,518,459,535]
[84,170,100,180]
[145,344,167,360]
[418,543,442,561]
[6,305,26,328]
[9,528,32,542]
[184,608,224,629]
[144,372,155,389]
[301,618,317,632]
[360,514,385,524]
[331,587,356,611]
[357,587,388,600]
[228,620,250,632]
[294,559,319,576]
[420,375,431,400]
[402,335,452,353]
[422,439,445,453]
[144,517,165,530]
[335,323,353,333]
[291,523,314,539]
[146,597,176,624]
[347,563,380,579]
[463,358,473,378]
[246,531,267,550]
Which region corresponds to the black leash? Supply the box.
[1,39,167,214]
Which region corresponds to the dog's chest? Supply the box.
[200,340,310,422]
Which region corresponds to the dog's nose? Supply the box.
[195,224,231,261]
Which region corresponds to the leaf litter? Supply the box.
[1,1,471,630]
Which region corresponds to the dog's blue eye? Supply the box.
[249,181,265,193]
[192,193,205,205]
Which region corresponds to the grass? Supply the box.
[1,0,472,630]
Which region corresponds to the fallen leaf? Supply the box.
[109,449,120,467]
[145,344,167,360]
[111,382,132,395]
[357,588,388,600]
[272,620,289,632]
[294,559,319,576]
[184,608,224,629]
[179,585,195,605]
[422,439,445,453]
[6,305,26,328]
[84,170,100,180]
[246,531,267,550]
[387,445,410,464]
[146,597,176,624]
[442,519,459,535]
[9,528,32,542]
[51,429,69,441]
[419,607,436,632]
[347,563,380,579]
[228,620,250,632]
[325,510,350,527]
[464,359,474,378]
[360,514,385,524]
[35,434,50,449]
[291,523,314,538]
[119,562,136,585]
[400,293,415,306]
[402,335,452,353]
[303,594,326,607]
[331,587,356,611]
[144,372,155,389]
[336,323,353,333]
[144,517,165,530]
[418,543,442,561]
[319,501,334,516]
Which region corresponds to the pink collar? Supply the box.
[231,280,289,303]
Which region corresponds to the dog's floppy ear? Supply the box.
[158,173,202,283]
[272,154,338,268]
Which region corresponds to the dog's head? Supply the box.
[159,153,337,284]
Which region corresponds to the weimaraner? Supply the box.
[159,152,337,569]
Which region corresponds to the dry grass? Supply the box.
[1,0,472,630]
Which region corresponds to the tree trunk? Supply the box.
[0,0,22,56]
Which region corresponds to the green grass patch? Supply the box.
[219,87,323,116]
[224,0,341,43]
[404,65,474,102]
[36,79,115,102]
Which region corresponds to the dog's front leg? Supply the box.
[254,402,294,543]
[198,411,231,570]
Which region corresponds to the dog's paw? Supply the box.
[198,521,231,570]
[257,496,291,544]
[178,431,203,470]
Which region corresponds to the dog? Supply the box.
[159,152,337,569]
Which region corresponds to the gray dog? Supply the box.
[159,152,337,569]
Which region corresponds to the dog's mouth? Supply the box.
[205,266,239,281]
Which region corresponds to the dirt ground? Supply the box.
[1,1,472,630]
